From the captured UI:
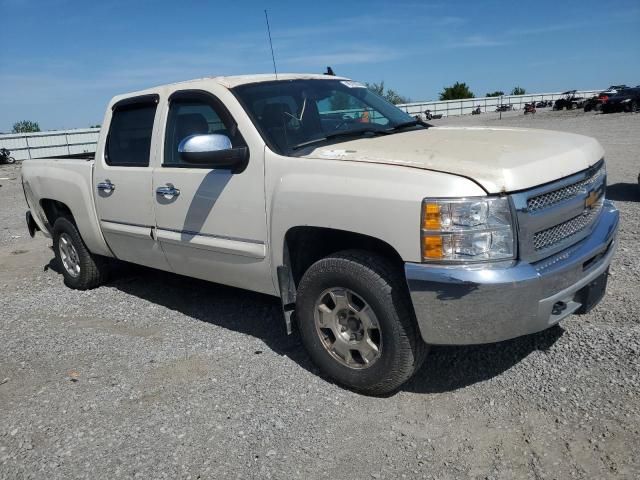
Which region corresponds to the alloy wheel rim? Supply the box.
[313,287,382,369]
[59,233,81,277]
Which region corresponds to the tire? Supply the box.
[296,250,427,395]
[6,156,15,164]
[53,216,108,289]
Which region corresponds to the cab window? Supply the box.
[106,102,157,167]
[164,93,244,166]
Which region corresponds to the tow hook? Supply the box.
[552,301,567,316]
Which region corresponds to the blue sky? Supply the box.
[1,0,639,131]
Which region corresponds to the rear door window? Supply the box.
[106,102,157,167]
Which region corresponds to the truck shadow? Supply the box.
[403,326,563,394]
[606,182,639,202]
[46,257,564,395]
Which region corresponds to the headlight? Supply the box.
[421,197,515,262]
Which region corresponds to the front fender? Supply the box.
[265,149,487,286]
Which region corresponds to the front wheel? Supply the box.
[6,156,15,164]
[296,250,427,395]
[53,217,108,289]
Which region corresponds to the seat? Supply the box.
[261,103,293,152]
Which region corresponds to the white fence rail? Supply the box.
[0,128,100,161]
[397,90,601,117]
[0,89,603,161]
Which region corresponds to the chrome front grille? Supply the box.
[533,203,602,250]
[527,165,604,212]
[511,160,606,263]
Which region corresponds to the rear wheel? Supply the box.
[53,217,108,289]
[296,250,427,395]
[6,156,15,164]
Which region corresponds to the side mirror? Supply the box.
[178,134,248,171]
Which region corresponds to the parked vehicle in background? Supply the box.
[584,95,604,112]
[471,106,481,115]
[584,85,628,112]
[0,148,16,164]
[21,74,619,395]
[423,109,442,120]
[535,100,553,108]
[496,104,513,112]
[602,85,627,95]
[524,103,536,114]
[601,87,640,113]
[553,90,585,110]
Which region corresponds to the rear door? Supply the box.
[93,94,171,270]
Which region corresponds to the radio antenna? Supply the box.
[264,10,278,79]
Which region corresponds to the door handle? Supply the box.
[97,181,115,192]
[156,186,180,199]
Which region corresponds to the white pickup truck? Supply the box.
[21,74,619,394]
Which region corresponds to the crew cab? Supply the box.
[21,74,619,394]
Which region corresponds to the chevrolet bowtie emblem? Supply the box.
[585,189,600,210]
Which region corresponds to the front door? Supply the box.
[152,89,270,293]
[93,94,171,270]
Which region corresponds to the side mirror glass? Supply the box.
[178,134,248,171]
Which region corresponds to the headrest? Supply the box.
[176,113,209,136]
[261,103,292,128]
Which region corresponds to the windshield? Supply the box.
[232,79,416,154]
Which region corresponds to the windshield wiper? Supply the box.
[386,119,431,132]
[291,128,388,151]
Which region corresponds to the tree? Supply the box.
[366,81,385,96]
[511,86,526,95]
[12,120,40,133]
[365,81,411,105]
[384,88,411,105]
[329,91,353,111]
[439,82,474,100]
[485,91,504,97]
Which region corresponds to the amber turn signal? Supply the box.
[422,203,441,230]
[422,235,443,259]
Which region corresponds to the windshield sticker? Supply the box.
[318,149,357,158]
[341,81,367,89]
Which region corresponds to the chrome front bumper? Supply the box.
[405,200,619,345]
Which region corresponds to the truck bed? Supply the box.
[21,158,111,256]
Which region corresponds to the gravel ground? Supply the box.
[1,109,639,479]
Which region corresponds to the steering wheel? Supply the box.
[333,116,356,131]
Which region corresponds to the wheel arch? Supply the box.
[283,226,405,287]
[276,226,407,334]
[40,198,74,230]
[38,197,113,258]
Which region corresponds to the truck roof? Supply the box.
[212,73,349,88]
[111,73,350,104]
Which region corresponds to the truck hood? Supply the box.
[299,126,604,193]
